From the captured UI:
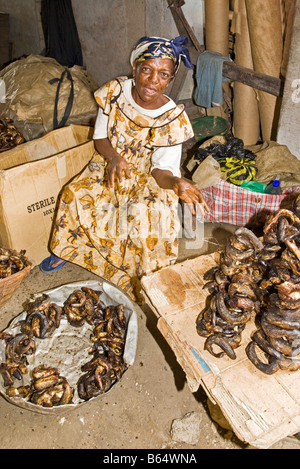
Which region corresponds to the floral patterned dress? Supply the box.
[50,77,194,300]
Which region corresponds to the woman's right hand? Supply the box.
[94,138,131,189]
[107,153,131,188]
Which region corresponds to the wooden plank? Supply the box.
[222,61,283,97]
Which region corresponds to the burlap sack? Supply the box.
[0,54,99,141]
[248,140,300,188]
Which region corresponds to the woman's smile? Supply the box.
[143,86,157,96]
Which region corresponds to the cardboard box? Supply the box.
[141,254,300,448]
[0,124,92,170]
[0,125,94,265]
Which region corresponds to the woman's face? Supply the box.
[132,58,174,109]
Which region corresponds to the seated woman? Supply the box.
[40,35,208,300]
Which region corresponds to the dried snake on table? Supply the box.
[246,209,300,373]
[197,207,300,373]
[197,227,264,359]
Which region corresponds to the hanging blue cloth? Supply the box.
[194,50,231,108]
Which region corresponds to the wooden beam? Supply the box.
[167,0,204,53]
[222,62,283,97]
[167,0,284,97]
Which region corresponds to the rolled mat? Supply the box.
[245,0,283,141]
[231,0,260,145]
[204,0,229,55]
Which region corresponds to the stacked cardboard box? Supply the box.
[0,125,94,264]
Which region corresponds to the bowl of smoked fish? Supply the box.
[0,247,32,308]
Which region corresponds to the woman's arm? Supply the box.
[94,138,131,188]
[151,168,209,215]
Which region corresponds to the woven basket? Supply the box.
[0,255,32,309]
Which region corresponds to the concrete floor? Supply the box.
[1,221,300,450]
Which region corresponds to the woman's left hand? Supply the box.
[172,177,210,216]
[151,169,209,216]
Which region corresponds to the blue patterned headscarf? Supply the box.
[130,36,194,74]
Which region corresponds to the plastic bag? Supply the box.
[192,155,223,189]
[194,135,257,185]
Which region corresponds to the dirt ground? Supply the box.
[1,221,300,451]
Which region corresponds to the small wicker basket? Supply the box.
[0,253,32,309]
